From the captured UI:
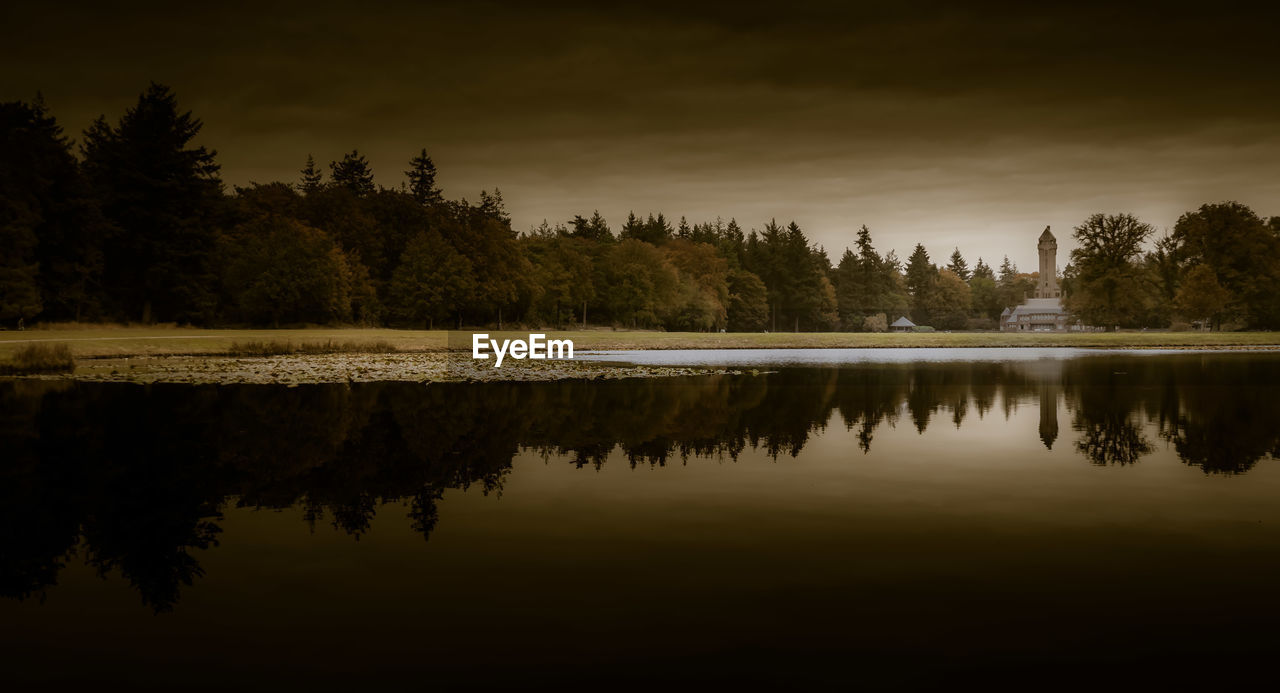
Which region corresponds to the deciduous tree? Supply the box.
[1065,213,1154,330]
[1171,202,1280,328]
[224,217,353,326]
[388,230,476,329]
[1175,264,1231,330]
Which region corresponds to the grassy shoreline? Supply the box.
[2,326,1280,360]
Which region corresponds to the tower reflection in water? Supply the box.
[2,352,1279,611]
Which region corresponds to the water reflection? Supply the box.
[2,353,1279,611]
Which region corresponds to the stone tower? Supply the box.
[1036,226,1059,298]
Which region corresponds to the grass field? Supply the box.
[2,325,1280,360]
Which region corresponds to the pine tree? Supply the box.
[747,219,790,331]
[905,244,937,324]
[854,226,876,263]
[905,244,935,297]
[998,256,1017,284]
[727,268,769,331]
[405,148,443,204]
[81,83,223,323]
[833,248,862,329]
[478,188,510,226]
[299,154,323,193]
[968,257,1000,319]
[831,226,908,329]
[0,188,42,324]
[570,210,613,242]
[972,257,994,280]
[726,218,743,243]
[947,248,970,281]
[329,150,375,196]
[2,97,104,323]
[620,212,644,240]
[995,255,1025,310]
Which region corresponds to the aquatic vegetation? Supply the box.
[225,339,398,356]
[0,343,74,375]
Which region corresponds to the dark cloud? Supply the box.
[3,1,1278,267]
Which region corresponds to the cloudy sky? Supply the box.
[4,0,1278,269]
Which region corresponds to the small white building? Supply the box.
[890,316,916,332]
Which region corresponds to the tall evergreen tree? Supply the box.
[299,154,323,194]
[726,268,769,331]
[80,83,223,323]
[1,97,104,324]
[478,188,510,226]
[329,150,375,196]
[620,211,644,240]
[946,248,970,281]
[996,254,1040,311]
[998,256,1017,285]
[677,216,691,238]
[783,222,824,331]
[0,173,43,324]
[834,248,862,328]
[745,220,790,330]
[905,244,936,324]
[972,257,994,280]
[834,226,909,329]
[570,210,613,242]
[405,148,443,204]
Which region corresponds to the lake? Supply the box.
[4,350,1280,687]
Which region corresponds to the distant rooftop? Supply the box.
[1008,297,1068,317]
[890,316,916,328]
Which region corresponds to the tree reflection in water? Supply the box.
[2,353,1278,610]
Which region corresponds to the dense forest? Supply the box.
[4,84,1280,331]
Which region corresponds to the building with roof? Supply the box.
[890,316,916,332]
[1002,298,1072,331]
[1000,227,1080,332]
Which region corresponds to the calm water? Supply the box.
[4,351,1280,687]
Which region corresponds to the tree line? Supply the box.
[4,84,1279,330]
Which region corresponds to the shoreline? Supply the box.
[4,326,1280,360]
[1,344,1277,386]
[14,353,740,386]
